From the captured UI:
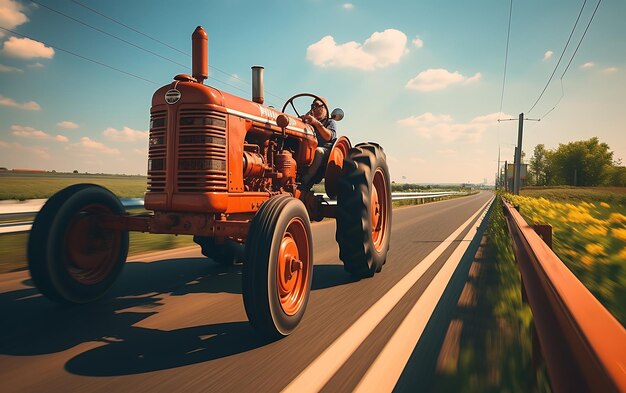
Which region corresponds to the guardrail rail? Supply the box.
[502,197,626,393]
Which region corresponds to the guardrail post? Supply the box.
[531,225,552,249]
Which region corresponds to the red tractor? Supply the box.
[28,27,391,339]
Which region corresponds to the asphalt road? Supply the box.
[0,191,493,393]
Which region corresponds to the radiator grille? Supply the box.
[147,110,166,192]
[177,109,228,192]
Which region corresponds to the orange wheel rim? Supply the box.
[64,204,121,285]
[276,218,310,316]
[371,168,388,252]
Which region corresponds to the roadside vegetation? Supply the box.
[432,196,551,392]
[0,172,147,200]
[526,137,625,187]
[1,172,480,201]
[505,188,626,326]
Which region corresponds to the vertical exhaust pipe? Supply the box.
[192,26,208,84]
[251,66,264,104]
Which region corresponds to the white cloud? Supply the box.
[603,67,618,74]
[464,72,482,84]
[27,62,44,69]
[0,63,22,72]
[0,95,40,110]
[396,112,453,127]
[57,121,79,129]
[580,62,595,69]
[343,3,354,9]
[543,50,554,61]
[69,137,120,155]
[11,125,68,142]
[2,37,54,59]
[0,139,50,160]
[306,29,408,70]
[0,0,29,30]
[103,126,148,142]
[405,68,481,92]
[397,111,510,143]
[412,36,423,48]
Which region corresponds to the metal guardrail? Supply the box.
[502,198,626,393]
[0,192,466,235]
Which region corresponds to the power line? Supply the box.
[560,0,602,80]
[496,0,513,184]
[526,0,588,115]
[29,0,272,102]
[30,0,189,69]
[69,0,189,57]
[0,26,159,85]
[539,0,602,120]
[68,0,287,102]
[498,0,513,118]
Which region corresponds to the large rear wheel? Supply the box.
[28,184,129,304]
[336,143,392,278]
[243,195,313,339]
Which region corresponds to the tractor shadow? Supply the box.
[0,255,355,376]
[0,256,268,375]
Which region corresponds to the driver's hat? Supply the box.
[312,96,328,108]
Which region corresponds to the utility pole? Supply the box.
[498,113,539,195]
[513,113,523,195]
[504,160,508,192]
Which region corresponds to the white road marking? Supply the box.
[354,197,493,392]
[282,196,494,393]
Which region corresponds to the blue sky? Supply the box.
[0,0,624,183]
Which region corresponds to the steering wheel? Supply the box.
[281,93,330,125]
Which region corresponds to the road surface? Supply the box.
[0,191,493,392]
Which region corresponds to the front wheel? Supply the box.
[243,195,313,339]
[28,184,129,304]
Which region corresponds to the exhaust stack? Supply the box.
[192,26,208,84]
[251,66,264,104]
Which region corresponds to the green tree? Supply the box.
[529,144,548,185]
[550,137,613,186]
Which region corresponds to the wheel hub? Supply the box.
[64,205,121,285]
[371,168,388,252]
[276,218,309,316]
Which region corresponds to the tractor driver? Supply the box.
[299,97,337,189]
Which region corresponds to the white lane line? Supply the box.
[282,196,494,393]
[354,197,493,393]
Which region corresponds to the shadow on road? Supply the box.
[0,255,355,376]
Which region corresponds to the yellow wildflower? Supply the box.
[580,255,595,266]
[586,226,607,237]
[567,210,594,224]
[608,213,626,225]
[600,202,610,209]
[585,244,605,256]
[618,247,626,259]
[612,228,626,242]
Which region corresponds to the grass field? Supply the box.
[0,172,148,200]
[508,187,626,326]
[1,173,475,201]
